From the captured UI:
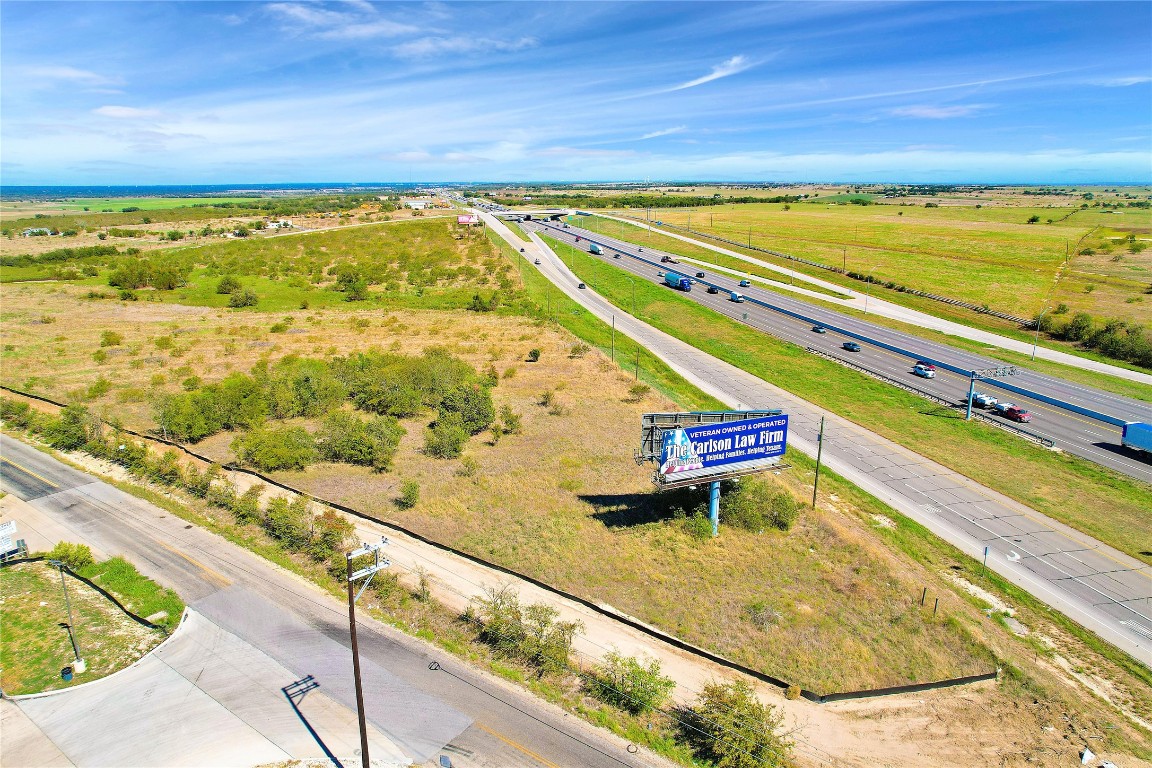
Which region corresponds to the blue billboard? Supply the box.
[658,415,788,476]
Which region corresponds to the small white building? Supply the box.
[400,198,431,210]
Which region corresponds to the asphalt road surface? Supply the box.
[527,219,1152,485]
[0,435,672,768]
[483,213,1152,667]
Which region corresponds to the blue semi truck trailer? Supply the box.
[663,272,692,291]
[1122,422,1152,454]
[589,243,603,255]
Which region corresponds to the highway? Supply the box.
[478,212,1152,667]
[0,435,671,768]
[526,218,1152,485]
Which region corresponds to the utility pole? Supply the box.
[346,538,390,768]
[48,560,85,673]
[611,315,616,361]
[811,417,825,508]
[634,347,640,381]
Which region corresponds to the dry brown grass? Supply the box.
[1,279,998,692]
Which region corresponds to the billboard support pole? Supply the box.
[709,481,721,537]
[811,416,825,508]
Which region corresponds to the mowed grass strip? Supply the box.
[542,235,1152,564]
[0,560,170,694]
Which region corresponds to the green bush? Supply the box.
[100,330,123,347]
[424,412,469,458]
[231,426,316,471]
[526,348,541,362]
[679,678,791,768]
[316,411,404,471]
[587,650,676,714]
[306,509,354,561]
[46,541,95,570]
[397,479,420,509]
[264,495,312,550]
[229,288,259,308]
[439,383,494,435]
[472,586,583,676]
[216,276,241,294]
[231,484,265,525]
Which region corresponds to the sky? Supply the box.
[1,1,1150,185]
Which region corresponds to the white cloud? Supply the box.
[93,106,162,119]
[267,2,417,39]
[665,55,753,92]
[1095,76,1151,87]
[393,35,537,58]
[640,126,687,140]
[24,66,122,88]
[890,104,988,119]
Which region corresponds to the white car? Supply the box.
[912,364,936,379]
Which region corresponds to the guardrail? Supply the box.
[538,220,1125,432]
[806,349,1058,448]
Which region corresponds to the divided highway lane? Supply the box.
[498,216,1152,666]
[527,220,1152,485]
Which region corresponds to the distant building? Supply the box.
[21,227,52,237]
[400,198,431,210]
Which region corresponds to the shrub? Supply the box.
[229,288,259,308]
[626,383,651,402]
[181,376,202,391]
[0,399,34,429]
[785,684,802,700]
[424,412,469,458]
[307,509,353,561]
[586,650,676,714]
[231,484,265,525]
[317,411,404,471]
[568,342,591,358]
[679,678,791,768]
[216,275,242,294]
[1027,215,1040,223]
[264,495,312,550]
[439,383,494,434]
[100,330,123,347]
[44,404,98,451]
[93,349,108,364]
[231,426,317,471]
[47,541,95,570]
[526,348,541,362]
[499,404,522,435]
[397,479,420,509]
[472,586,582,676]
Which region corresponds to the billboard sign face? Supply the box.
[659,415,787,476]
[457,214,480,224]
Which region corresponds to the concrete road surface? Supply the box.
[477,212,1152,666]
[0,435,671,768]
[531,219,1152,483]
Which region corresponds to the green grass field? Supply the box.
[0,559,175,694]
[543,235,1152,565]
[624,202,1152,327]
[43,197,262,211]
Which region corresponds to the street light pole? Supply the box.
[345,538,390,768]
[48,560,84,672]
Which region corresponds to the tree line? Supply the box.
[1037,309,1152,368]
[489,193,803,209]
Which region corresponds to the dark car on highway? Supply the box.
[706,285,719,294]
[695,272,705,278]
[843,341,862,352]
[812,326,827,334]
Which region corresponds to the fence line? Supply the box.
[0,384,1000,703]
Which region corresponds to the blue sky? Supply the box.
[2,1,1150,184]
